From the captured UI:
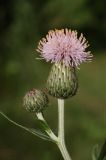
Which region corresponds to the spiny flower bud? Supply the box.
[46,62,78,99]
[23,89,48,113]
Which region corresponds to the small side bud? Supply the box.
[23,89,48,113]
[46,62,78,99]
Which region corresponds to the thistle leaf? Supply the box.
[92,144,99,160]
[0,111,52,141]
[98,140,106,160]
[38,119,52,132]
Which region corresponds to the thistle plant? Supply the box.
[0,29,106,160]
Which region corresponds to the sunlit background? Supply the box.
[0,0,106,160]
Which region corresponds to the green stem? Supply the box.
[36,112,58,143]
[57,99,72,160]
[58,99,65,142]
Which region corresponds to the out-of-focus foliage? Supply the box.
[0,0,106,160]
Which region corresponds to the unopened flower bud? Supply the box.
[46,62,78,99]
[23,89,48,113]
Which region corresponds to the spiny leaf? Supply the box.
[98,140,106,160]
[29,128,53,141]
[92,144,99,160]
[38,119,52,133]
[0,111,53,141]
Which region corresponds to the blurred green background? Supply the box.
[0,0,106,160]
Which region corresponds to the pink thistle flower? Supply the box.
[37,29,93,68]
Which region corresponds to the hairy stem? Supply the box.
[57,99,72,160]
[36,112,58,143]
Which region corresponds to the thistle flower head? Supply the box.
[37,29,92,68]
[47,62,78,99]
[23,89,48,113]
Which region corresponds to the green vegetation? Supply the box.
[0,0,106,160]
